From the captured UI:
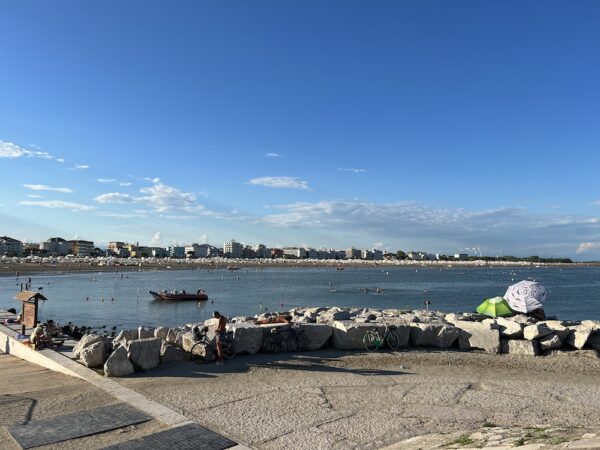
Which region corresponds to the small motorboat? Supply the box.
[149,289,208,301]
[227,265,240,271]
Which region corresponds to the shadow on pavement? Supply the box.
[131,349,409,379]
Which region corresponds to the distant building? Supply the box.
[407,251,431,261]
[40,237,71,256]
[242,246,256,259]
[306,248,319,259]
[271,248,284,258]
[151,247,168,258]
[253,244,271,259]
[167,246,185,258]
[361,250,373,260]
[223,240,243,258]
[372,249,383,260]
[185,244,212,258]
[283,247,306,259]
[454,253,469,261]
[345,248,361,259]
[0,236,23,256]
[207,246,222,257]
[107,241,130,257]
[69,240,94,257]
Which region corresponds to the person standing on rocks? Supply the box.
[214,311,226,365]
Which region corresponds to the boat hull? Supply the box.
[149,291,208,301]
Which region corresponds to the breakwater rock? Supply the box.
[70,306,600,377]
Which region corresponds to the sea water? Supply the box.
[1,266,599,329]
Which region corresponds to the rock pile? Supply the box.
[71,306,600,377]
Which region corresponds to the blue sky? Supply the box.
[1,1,599,259]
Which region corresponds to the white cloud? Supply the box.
[119,182,132,186]
[0,140,53,159]
[151,232,162,244]
[93,211,145,219]
[94,181,206,213]
[56,158,65,163]
[26,194,43,198]
[72,164,90,170]
[94,192,133,204]
[576,242,600,254]
[23,184,73,193]
[338,167,366,174]
[249,176,310,190]
[98,178,116,183]
[20,200,95,211]
[265,153,283,158]
[144,177,160,183]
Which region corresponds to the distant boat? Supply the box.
[227,265,240,271]
[149,290,208,301]
[335,267,344,271]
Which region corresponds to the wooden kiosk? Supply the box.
[15,290,48,334]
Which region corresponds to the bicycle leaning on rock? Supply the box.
[262,323,310,353]
[190,325,237,363]
[362,322,401,351]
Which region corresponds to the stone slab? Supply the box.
[101,422,236,449]
[7,403,151,449]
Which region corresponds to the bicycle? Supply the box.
[190,325,237,363]
[362,323,401,352]
[262,323,310,353]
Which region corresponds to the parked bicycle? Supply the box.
[362,323,401,351]
[191,325,236,363]
[262,323,310,353]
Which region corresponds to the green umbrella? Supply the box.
[476,296,513,317]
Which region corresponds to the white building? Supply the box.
[185,244,212,258]
[40,237,71,256]
[0,236,23,255]
[223,240,243,258]
[283,247,306,259]
[69,240,94,257]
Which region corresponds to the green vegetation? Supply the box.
[482,421,497,428]
[446,435,474,446]
[513,437,526,446]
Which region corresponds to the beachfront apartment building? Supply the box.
[283,247,306,259]
[40,237,71,256]
[69,240,95,257]
[454,253,469,261]
[253,244,271,259]
[167,246,185,258]
[345,248,361,259]
[108,241,130,257]
[185,244,212,258]
[0,236,23,256]
[223,240,243,258]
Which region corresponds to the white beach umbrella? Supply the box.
[504,280,547,313]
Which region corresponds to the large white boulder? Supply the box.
[538,333,562,351]
[73,334,105,358]
[104,346,135,377]
[566,326,592,349]
[409,323,460,349]
[331,321,385,350]
[181,331,196,353]
[523,323,553,340]
[539,321,570,342]
[454,321,500,354]
[165,328,180,345]
[495,317,523,338]
[292,323,333,350]
[317,310,351,323]
[80,341,108,368]
[127,338,161,371]
[160,343,190,363]
[154,326,169,340]
[226,323,263,354]
[501,339,540,356]
[112,329,138,350]
[138,326,155,339]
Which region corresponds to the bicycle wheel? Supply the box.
[296,333,310,351]
[223,335,237,359]
[363,331,380,352]
[262,335,279,353]
[386,329,401,350]
[287,334,299,352]
[191,342,209,363]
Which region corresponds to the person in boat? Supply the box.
[213,311,226,365]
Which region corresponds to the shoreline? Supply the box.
[0,257,594,278]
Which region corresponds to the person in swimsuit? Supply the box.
[213,311,226,365]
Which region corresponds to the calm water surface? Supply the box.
[1,266,599,329]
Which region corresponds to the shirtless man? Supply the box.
[213,311,226,365]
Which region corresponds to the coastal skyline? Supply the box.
[1,1,599,259]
